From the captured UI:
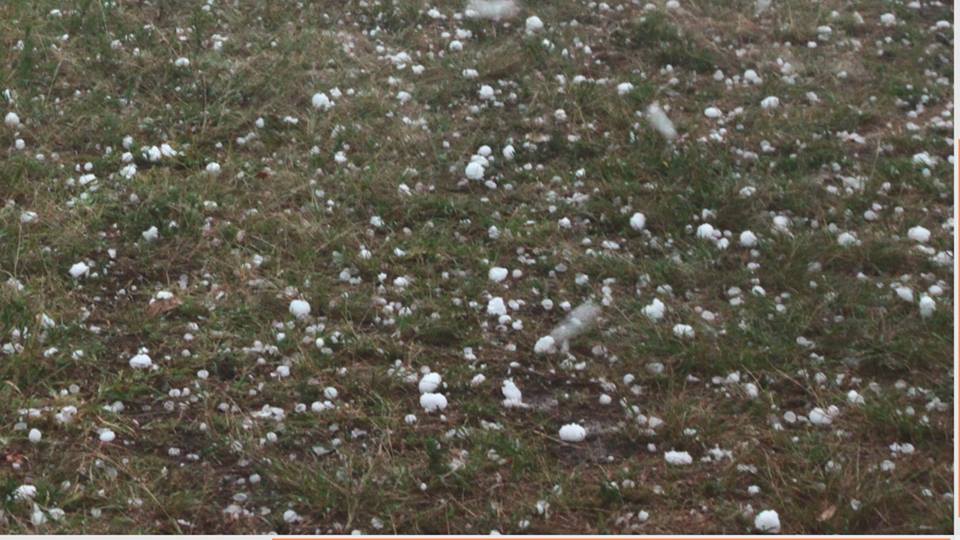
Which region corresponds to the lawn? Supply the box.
[0,0,954,533]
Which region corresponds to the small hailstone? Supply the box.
[599,394,612,405]
[754,509,781,532]
[880,13,896,26]
[205,162,221,176]
[895,286,914,303]
[20,211,38,224]
[646,103,677,140]
[173,57,190,67]
[129,353,153,369]
[420,392,448,412]
[907,226,930,243]
[5,111,21,128]
[919,295,935,318]
[672,324,695,338]
[311,92,333,110]
[740,230,758,247]
[324,387,338,400]
[760,96,780,109]
[99,429,116,442]
[808,407,832,426]
[837,232,859,247]
[642,298,666,321]
[664,450,693,465]
[289,299,311,319]
[28,428,42,443]
[501,379,524,407]
[465,161,484,180]
[69,262,90,279]
[486,297,507,316]
[478,85,495,100]
[534,335,556,354]
[616,82,634,95]
[488,267,508,282]
[525,15,544,34]
[704,106,722,119]
[418,372,442,394]
[629,212,646,232]
[283,509,301,523]
[14,484,37,501]
[141,226,159,242]
[558,423,586,442]
[696,223,717,240]
[502,145,515,160]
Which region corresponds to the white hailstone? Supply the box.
[14,484,37,501]
[419,392,448,412]
[895,286,914,303]
[672,324,695,338]
[754,510,781,532]
[599,394,612,405]
[324,387,338,400]
[465,161,485,180]
[418,372,442,394]
[760,96,780,109]
[478,85,495,100]
[629,212,646,232]
[129,353,153,369]
[173,57,190,67]
[69,262,90,279]
[28,428,42,443]
[533,335,556,354]
[486,297,507,316]
[99,429,116,442]
[283,509,301,523]
[880,13,896,26]
[837,232,859,247]
[501,379,524,407]
[488,267,509,282]
[664,450,693,465]
[642,298,666,321]
[847,390,865,405]
[739,230,758,247]
[558,423,586,442]
[907,226,930,243]
[205,162,221,176]
[404,414,417,424]
[744,69,762,84]
[141,226,159,242]
[703,106,722,119]
[747,485,761,496]
[31,505,47,526]
[525,15,544,33]
[919,295,935,318]
[772,215,791,232]
[696,223,717,240]
[289,299,311,319]
[808,407,832,426]
[5,111,21,128]
[311,92,333,111]
[19,211,38,224]
[646,103,677,140]
[502,144,515,160]
[616,82,634,95]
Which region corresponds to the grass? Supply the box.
[0,0,954,534]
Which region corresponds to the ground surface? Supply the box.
[0,0,955,534]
